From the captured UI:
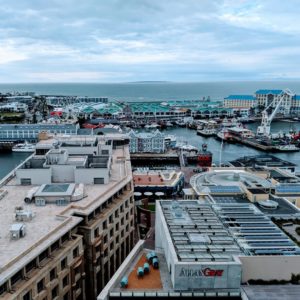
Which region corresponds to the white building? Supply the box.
[224,95,256,109]
[128,130,165,153]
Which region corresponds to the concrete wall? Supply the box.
[16,168,52,185]
[155,202,180,286]
[75,168,109,184]
[52,165,75,183]
[239,256,300,282]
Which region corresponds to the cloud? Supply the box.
[0,0,299,82]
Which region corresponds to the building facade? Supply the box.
[223,95,256,109]
[0,134,135,300]
[128,130,165,153]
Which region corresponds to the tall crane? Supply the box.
[256,89,294,136]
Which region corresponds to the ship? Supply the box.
[12,142,36,153]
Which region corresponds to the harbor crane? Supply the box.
[256,88,294,136]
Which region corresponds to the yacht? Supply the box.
[12,142,36,153]
[275,144,299,152]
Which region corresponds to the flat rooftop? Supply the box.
[160,201,242,262]
[229,155,296,168]
[0,146,131,282]
[213,203,300,256]
[133,170,183,186]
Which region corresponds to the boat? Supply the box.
[12,142,36,153]
[274,144,299,152]
[175,120,186,127]
[144,123,160,129]
[216,128,234,142]
[227,127,255,139]
[197,127,216,137]
[166,121,173,127]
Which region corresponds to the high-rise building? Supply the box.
[0,134,135,300]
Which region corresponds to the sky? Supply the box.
[0,0,300,83]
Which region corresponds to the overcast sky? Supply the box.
[0,0,300,83]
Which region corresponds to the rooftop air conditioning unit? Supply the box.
[10,223,26,240]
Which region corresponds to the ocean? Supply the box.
[1,81,300,102]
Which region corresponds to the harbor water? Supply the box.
[0,120,300,179]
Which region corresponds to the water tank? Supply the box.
[120,276,128,288]
[137,267,144,277]
[143,263,150,274]
[146,253,153,263]
[152,258,159,269]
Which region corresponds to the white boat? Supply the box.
[275,144,299,152]
[12,142,36,153]
[227,127,255,139]
[166,121,173,127]
[197,128,216,136]
[144,123,160,129]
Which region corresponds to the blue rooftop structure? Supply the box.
[255,89,283,95]
[209,185,243,194]
[294,95,300,100]
[224,95,255,100]
[276,185,300,194]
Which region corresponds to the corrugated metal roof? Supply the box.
[255,89,283,95]
[224,95,255,100]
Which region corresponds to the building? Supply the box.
[97,197,300,300]
[133,170,184,197]
[0,134,135,300]
[255,89,296,115]
[0,124,79,142]
[128,130,165,153]
[223,95,256,109]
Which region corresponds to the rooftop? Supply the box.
[213,203,300,256]
[255,89,283,95]
[160,200,242,262]
[224,95,255,100]
[0,140,132,284]
[229,155,296,168]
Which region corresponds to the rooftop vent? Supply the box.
[15,207,35,222]
[10,223,26,240]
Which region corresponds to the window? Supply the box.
[116,236,119,244]
[25,259,36,274]
[37,279,45,293]
[121,230,124,238]
[121,217,124,226]
[94,228,99,238]
[73,247,79,258]
[103,220,107,230]
[50,268,57,281]
[51,285,58,300]
[61,232,69,244]
[110,228,114,238]
[63,275,69,288]
[103,235,108,244]
[0,282,7,296]
[63,292,69,300]
[11,270,23,286]
[61,257,68,270]
[126,212,129,220]
[109,215,113,224]
[115,223,119,231]
[39,249,48,263]
[20,178,31,185]
[125,200,129,208]
[114,210,119,218]
[23,291,31,300]
[110,242,114,250]
[102,150,109,155]
[51,240,60,253]
[94,178,104,184]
